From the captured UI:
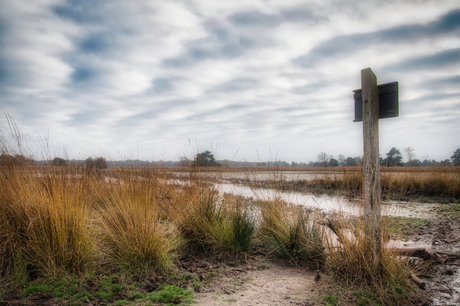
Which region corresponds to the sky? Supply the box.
[0,0,459,163]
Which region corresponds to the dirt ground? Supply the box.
[193,259,320,306]
[191,208,460,306]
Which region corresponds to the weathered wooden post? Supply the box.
[361,68,381,271]
[353,68,399,272]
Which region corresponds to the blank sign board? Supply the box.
[353,81,399,122]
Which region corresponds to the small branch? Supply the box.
[394,248,460,262]
[410,273,426,289]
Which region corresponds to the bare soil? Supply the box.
[193,258,320,306]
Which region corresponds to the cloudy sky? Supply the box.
[1,0,459,163]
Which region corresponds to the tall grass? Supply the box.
[380,170,460,200]
[0,160,93,279]
[324,214,417,303]
[94,167,180,272]
[259,199,325,265]
[165,184,257,254]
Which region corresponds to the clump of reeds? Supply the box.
[324,214,417,303]
[94,166,180,272]
[166,186,256,254]
[259,199,325,265]
[0,158,93,279]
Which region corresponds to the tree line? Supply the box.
[311,147,460,168]
[2,147,460,168]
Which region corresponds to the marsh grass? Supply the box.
[0,159,93,279]
[94,168,180,272]
[324,214,418,304]
[251,167,460,202]
[259,199,325,265]
[166,184,257,254]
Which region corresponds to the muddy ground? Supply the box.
[403,213,460,305]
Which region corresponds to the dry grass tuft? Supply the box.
[0,161,93,279]
[166,184,257,254]
[324,214,419,304]
[94,169,180,272]
[259,199,325,265]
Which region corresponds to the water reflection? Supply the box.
[215,182,434,218]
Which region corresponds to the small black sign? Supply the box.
[353,81,399,122]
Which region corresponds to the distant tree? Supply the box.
[85,157,108,170]
[346,157,358,167]
[52,157,66,166]
[422,159,440,167]
[404,147,415,164]
[279,161,289,167]
[409,159,422,167]
[0,154,33,166]
[338,155,346,166]
[193,150,221,167]
[94,157,108,169]
[317,152,330,168]
[179,156,191,167]
[85,157,94,169]
[291,161,298,167]
[13,154,31,166]
[384,147,403,166]
[452,148,460,166]
[329,158,339,167]
[440,159,452,166]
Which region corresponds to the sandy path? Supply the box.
[195,261,319,306]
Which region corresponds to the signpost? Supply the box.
[353,82,399,122]
[354,68,399,271]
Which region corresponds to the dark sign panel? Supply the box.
[353,82,399,122]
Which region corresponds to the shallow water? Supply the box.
[215,182,435,218]
[174,171,342,182]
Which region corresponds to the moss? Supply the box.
[23,285,52,296]
[147,285,195,305]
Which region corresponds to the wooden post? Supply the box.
[361,68,381,272]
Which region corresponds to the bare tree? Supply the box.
[338,154,346,166]
[179,156,191,167]
[404,147,415,164]
[317,152,330,168]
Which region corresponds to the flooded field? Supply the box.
[215,182,436,218]
[171,170,441,218]
[192,170,342,182]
